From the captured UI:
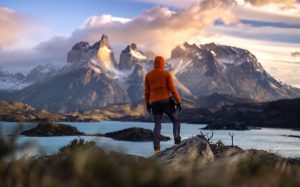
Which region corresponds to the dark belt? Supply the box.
[151,98,170,105]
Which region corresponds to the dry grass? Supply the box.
[0,134,300,187]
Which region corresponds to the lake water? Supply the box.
[0,121,299,158]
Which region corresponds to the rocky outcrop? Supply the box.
[118,43,147,70]
[126,65,145,103]
[67,41,93,63]
[96,34,118,72]
[20,122,84,136]
[103,127,171,142]
[156,136,215,166]
[155,135,288,176]
[3,35,300,113]
[0,100,66,122]
[25,63,59,83]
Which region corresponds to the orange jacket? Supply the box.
[144,56,181,104]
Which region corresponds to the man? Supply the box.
[144,56,182,156]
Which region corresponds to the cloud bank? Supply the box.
[0,0,238,72]
[0,8,30,48]
[291,51,300,57]
[72,0,237,57]
[244,0,296,7]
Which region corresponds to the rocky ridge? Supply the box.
[1,34,300,112]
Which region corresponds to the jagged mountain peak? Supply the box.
[3,38,300,112]
[71,41,90,50]
[89,34,110,50]
[100,34,109,47]
[168,42,300,101]
[118,43,147,70]
[96,34,118,73]
[25,63,59,83]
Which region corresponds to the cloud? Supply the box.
[211,23,300,44]
[233,6,300,24]
[244,0,296,7]
[0,0,238,73]
[0,7,50,50]
[134,0,202,8]
[0,7,28,48]
[72,0,237,57]
[291,51,300,57]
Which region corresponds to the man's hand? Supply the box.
[147,104,152,113]
[176,103,181,112]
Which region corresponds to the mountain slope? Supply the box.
[0,70,27,91]
[3,35,300,112]
[11,67,128,113]
[168,42,300,101]
[0,63,59,92]
[9,35,129,113]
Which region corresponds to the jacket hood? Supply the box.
[154,56,164,70]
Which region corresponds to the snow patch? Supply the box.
[210,50,216,56]
[172,75,193,96]
[0,79,32,91]
[130,49,147,60]
[168,59,193,75]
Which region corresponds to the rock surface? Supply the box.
[156,136,215,166]
[169,42,300,101]
[103,127,171,141]
[3,35,300,112]
[155,135,287,175]
[0,100,66,122]
[103,127,171,142]
[118,43,147,70]
[20,122,84,136]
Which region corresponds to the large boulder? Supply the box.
[156,136,215,167]
[103,127,171,142]
[20,122,84,136]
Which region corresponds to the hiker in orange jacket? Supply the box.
[144,56,181,155]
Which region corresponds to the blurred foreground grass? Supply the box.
[0,135,300,187]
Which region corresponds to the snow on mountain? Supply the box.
[3,34,300,112]
[118,43,148,70]
[0,72,29,91]
[168,42,300,101]
[25,63,59,83]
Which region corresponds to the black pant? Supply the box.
[151,99,181,151]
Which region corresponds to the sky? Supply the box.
[0,0,300,87]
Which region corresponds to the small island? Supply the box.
[20,122,84,136]
[20,124,171,142]
[102,127,171,142]
[282,134,300,139]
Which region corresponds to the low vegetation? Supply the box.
[0,133,300,187]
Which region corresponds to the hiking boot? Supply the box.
[155,149,161,156]
[174,138,181,145]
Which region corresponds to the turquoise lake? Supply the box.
[0,121,299,158]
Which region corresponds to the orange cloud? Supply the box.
[0,8,27,48]
[244,0,296,6]
[72,0,238,57]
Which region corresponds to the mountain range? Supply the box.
[1,34,300,112]
[0,63,59,92]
